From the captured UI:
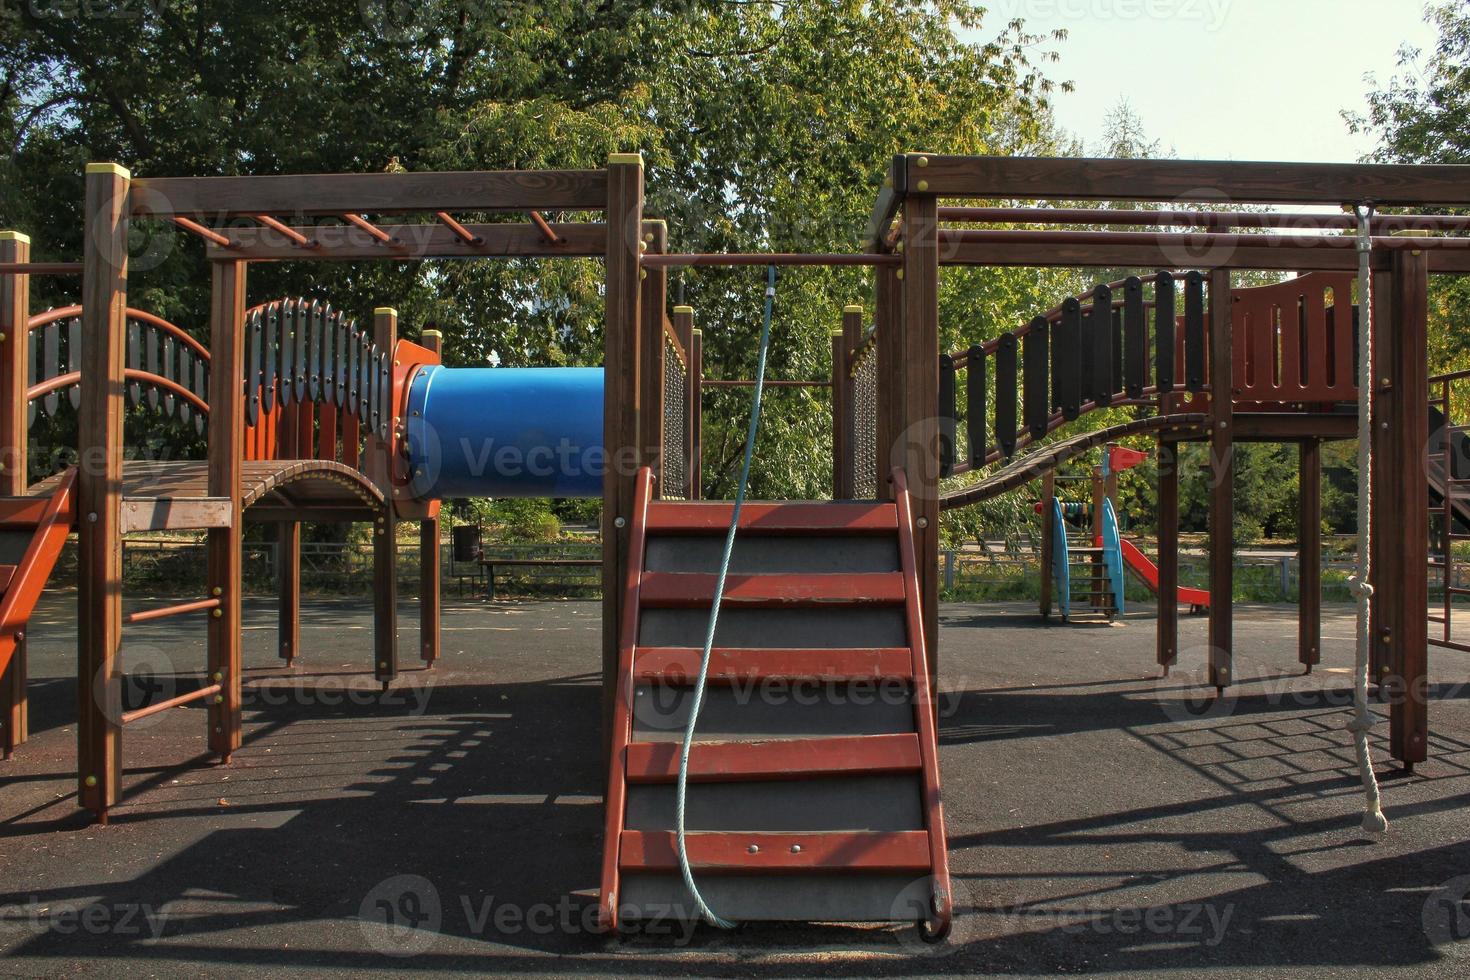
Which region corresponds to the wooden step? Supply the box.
[618,830,932,872]
[625,733,922,784]
[646,501,897,535]
[633,647,913,682]
[0,498,47,530]
[638,572,906,608]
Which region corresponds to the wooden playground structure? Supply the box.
[0,152,1467,932]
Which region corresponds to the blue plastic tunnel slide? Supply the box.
[404,365,605,499]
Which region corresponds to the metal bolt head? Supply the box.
[790,844,802,854]
[916,179,930,192]
[87,512,97,523]
[916,156,929,168]
[614,516,626,528]
[916,517,929,529]
[378,661,388,669]
[84,775,97,787]
[212,671,223,682]
[213,695,223,704]
[212,609,222,618]
[747,844,760,854]
[212,586,222,596]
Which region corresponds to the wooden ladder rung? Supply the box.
[625,733,922,784]
[638,572,906,607]
[633,647,913,682]
[618,830,933,872]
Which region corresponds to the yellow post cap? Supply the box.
[421,329,443,338]
[608,152,644,166]
[86,162,131,179]
[672,305,694,314]
[0,231,30,244]
[373,307,398,317]
[842,305,864,314]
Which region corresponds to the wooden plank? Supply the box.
[598,467,653,932]
[133,169,609,217]
[626,733,922,783]
[637,572,906,608]
[120,497,233,533]
[207,220,610,262]
[1230,413,1357,441]
[206,260,247,764]
[0,226,31,760]
[77,164,129,819]
[1207,269,1234,689]
[0,497,48,527]
[938,239,1388,272]
[1370,269,1394,687]
[902,193,941,669]
[1298,439,1321,669]
[603,154,644,767]
[903,154,1470,206]
[646,500,897,534]
[864,154,906,249]
[619,829,932,872]
[633,647,913,682]
[1388,249,1429,766]
[1157,439,1179,668]
[994,334,1018,458]
[374,507,398,683]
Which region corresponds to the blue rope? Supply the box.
[674,264,777,929]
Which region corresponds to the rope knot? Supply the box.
[1347,712,1377,735]
[1347,575,1375,600]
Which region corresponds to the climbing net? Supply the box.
[851,331,878,499]
[662,332,688,499]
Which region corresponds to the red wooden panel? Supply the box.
[634,646,913,682]
[1231,272,1357,404]
[341,411,360,468]
[625,733,921,784]
[638,572,905,607]
[619,830,932,872]
[646,501,897,534]
[0,564,14,594]
[317,400,338,461]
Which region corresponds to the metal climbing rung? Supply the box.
[161,334,176,417]
[320,306,336,405]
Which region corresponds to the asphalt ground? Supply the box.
[1,592,1468,977]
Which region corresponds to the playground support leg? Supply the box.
[1385,249,1430,768]
[1157,439,1179,672]
[602,153,643,758]
[901,192,940,676]
[374,508,398,687]
[278,522,300,666]
[78,164,129,819]
[420,516,440,666]
[207,259,247,765]
[1298,439,1321,672]
[0,233,28,757]
[1207,268,1233,690]
[1040,469,1055,618]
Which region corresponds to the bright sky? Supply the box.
[967,0,1440,163]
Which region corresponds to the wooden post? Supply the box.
[1370,269,1394,687]
[0,232,30,757]
[206,258,247,765]
[372,306,399,683]
[901,190,941,671]
[671,306,696,499]
[603,153,644,752]
[1157,439,1180,671]
[78,164,129,819]
[639,219,666,497]
[1386,249,1430,767]
[278,522,300,665]
[419,328,443,667]
[1207,268,1234,690]
[1040,469,1055,618]
[1091,466,1105,611]
[689,326,702,500]
[1298,439,1321,671]
[830,327,846,499]
[839,304,863,500]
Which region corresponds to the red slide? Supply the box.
[1118,537,1211,610]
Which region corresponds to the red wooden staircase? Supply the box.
[599,467,951,935]
[0,468,76,756]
